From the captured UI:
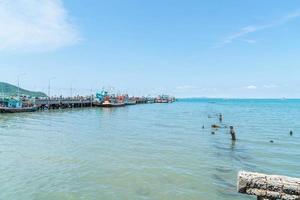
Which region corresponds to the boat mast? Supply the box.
[17,76,20,100]
[1,83,3,101]
[17,73,25,100]
[48,77,56,107]
[48,79,51,107]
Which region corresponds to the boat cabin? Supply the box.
[3,98,22,108]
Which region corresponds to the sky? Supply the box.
[0,0,300,98]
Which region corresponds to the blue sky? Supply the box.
[0,0,300,98]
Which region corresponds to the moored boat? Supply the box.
[0,106,38,113]
[95,90,127,107]
[100,100,125,107]
[125,99,137,105]
[155,95,175,103]
[0,98,38,113]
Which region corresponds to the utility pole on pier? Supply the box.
[48,77,56,107]
[17,73,26,100]
[90,88,93,108]
[70,84,73,98]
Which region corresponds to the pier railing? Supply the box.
[237,171,300,200]
[34,98,93,109]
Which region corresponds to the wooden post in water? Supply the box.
[219,113,223,122]
[237,171,300,200]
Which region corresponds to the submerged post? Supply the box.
[237,171,300,200]
[219,113,223,122]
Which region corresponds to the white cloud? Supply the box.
[263,84,278,89]
[215,10,300,48]
[0,0,80,52]
[245,85,257,90]
[241,39,257,44]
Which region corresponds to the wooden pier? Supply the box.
[34,96,173,110]
[35,98,93,110]
[0,95,175,112]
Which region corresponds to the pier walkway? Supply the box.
[34,97,160,109]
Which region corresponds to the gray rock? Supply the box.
[237,171,300,200]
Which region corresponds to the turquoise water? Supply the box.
[0,99,299,200]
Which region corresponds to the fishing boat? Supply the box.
[0,78,39,113]
[125,95,137,105]
[95,90,126,107]
[155,95,175,103]
[0,98,37,113]
[0,106,38,113]
[125,100,137,105]
[147,99,155,103]
[100,100,125,107]
[146,96,155,103]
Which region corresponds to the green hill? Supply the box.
[0,82,47,98]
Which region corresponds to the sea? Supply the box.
[0,99,299,200]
